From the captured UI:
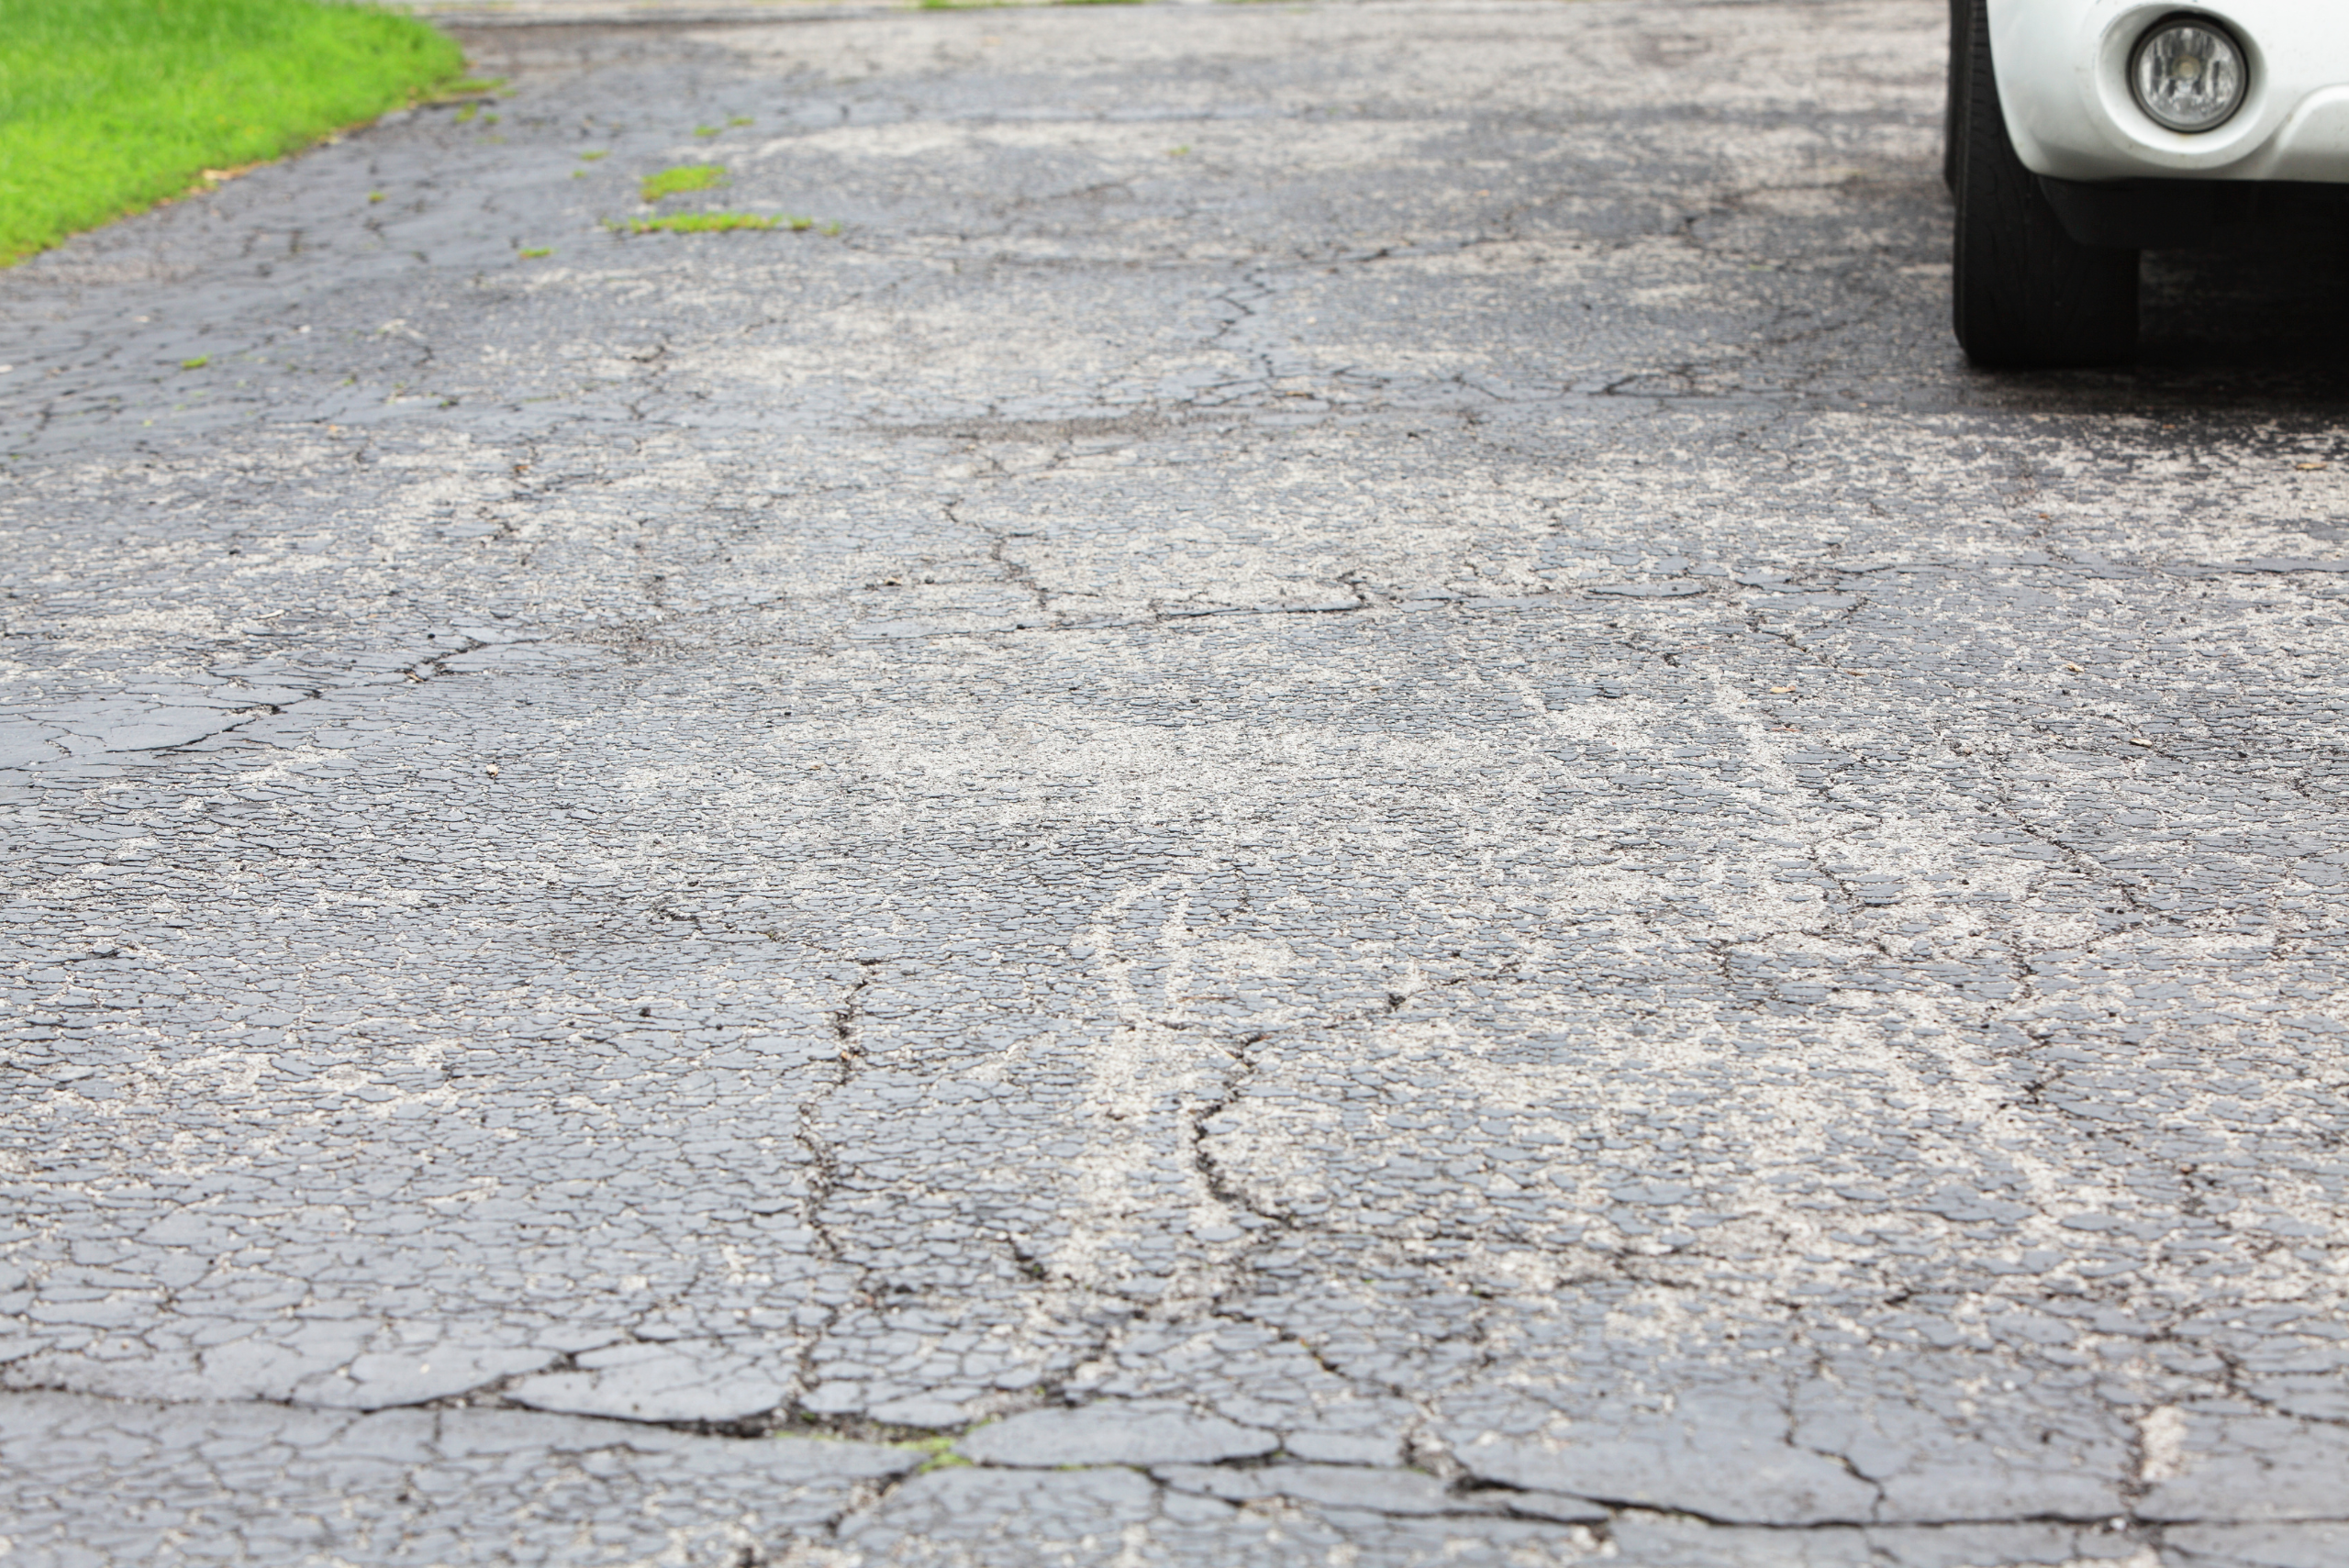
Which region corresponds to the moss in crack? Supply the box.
[908,1436,973,1473]
[769,1407,981,1448]
[628,212,780,236]
[640,163,724,202]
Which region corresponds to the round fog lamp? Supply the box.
[2132,17,2248,132]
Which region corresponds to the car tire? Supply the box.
[1951,0,2139,366]
[1943,0,1965,192]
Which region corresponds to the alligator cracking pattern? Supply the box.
[3,3,2347,1564]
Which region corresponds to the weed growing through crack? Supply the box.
[693,124,719,138]
[640,164,724,202]
[578,150,607,161]
[627,212,775,234]
[518,247,551,259]
[180,355,208,370]
[615,211,834,236]
[906,1437,972,1474]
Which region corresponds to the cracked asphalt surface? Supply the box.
[5,2,2349,1562]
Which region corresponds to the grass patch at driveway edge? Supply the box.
[0,0,466,265]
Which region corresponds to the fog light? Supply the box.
[2132,16,2248,133]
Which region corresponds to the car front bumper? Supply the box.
[1992,0,2349,183]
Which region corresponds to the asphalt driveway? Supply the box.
[3,3,2347,1563]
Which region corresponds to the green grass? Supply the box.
[0,0,466,265]
[626,211,779,235]
[640,163,725,202]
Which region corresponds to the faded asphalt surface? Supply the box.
[4,3,2349,1563]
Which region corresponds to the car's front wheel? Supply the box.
[1951,0,2139,366]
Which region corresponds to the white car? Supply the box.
[1950,0,2349,364]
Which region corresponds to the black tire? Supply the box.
[1951,0,2139,366]
[1943,0,1965,192]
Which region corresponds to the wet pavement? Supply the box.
[3,2,2347,1562]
